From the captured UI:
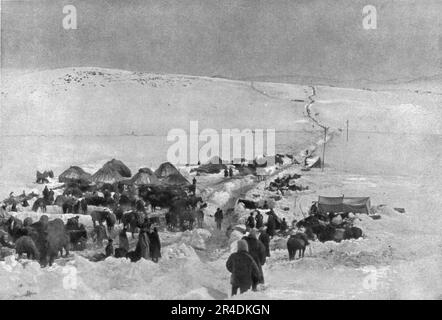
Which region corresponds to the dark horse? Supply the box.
[32,198,48,213]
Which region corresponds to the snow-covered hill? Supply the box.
[1,67,311,136]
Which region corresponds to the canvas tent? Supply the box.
[317,196,371,214]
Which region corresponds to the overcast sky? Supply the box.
[1,0,440,84]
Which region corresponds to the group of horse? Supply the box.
[1,215,70,266]
[1,179,210,262]
[295,211,363,243]
[26,180,207,232]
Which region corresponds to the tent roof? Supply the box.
[130,171,160,186]
[103,159,132,178]
[161,173,190,186]
[155,162,180,178]
[59,166,92,183]
[91,166,123,184]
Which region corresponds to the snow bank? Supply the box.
[179,229,212,251]
[0,242,229,300]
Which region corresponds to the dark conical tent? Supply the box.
[103,159,132,178]
[130,169,160,186]
[91,166,123,184]
[155,162,180,178]
[161,173,191,186]
[59,166,92,183]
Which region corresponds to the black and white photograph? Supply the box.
[0,0,441,302]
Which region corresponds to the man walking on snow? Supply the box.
[242,229,266,291]
[226,239,261,296]
[214,208,223,230]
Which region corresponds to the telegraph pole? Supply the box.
[322,127,327,171]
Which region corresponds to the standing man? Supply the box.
[105,239,114,257]
[229,167,233,178]
[191,177,197,195]
[246,212,255,230]
[266,211,276,237]
[226,240,261,296]
[280,218,288,233]
[148,227,162,263]
[197,208,205,228]
[214,208,223,230]
[42,186,50,202]
[136,228,150,260]
[242,230,266,291]
[255,211,263,229]
[258,228,271,258]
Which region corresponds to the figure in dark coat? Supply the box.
[80,198,88,214]
[224,169,229,177]
[242,230,266,290]
[246,212,255,229]
[42,186,50,201]
[226,240,261,296]
[263,201,269,209]
[105,239,114,257]
[258,229,271,257]
[118,228,130,252]
[197,209,204,228]
[266,213,276,237]
[228,167,233,177]
[214,208,223,230]
[280,218,288,233]
[135,230,150,260]
[255,211,263,229]
[148,227,161,263]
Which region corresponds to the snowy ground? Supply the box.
[1,68,441,299]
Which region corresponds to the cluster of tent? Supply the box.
[190,154,288,176]
[58,159,191,188]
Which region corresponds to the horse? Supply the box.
[121,211,145,238]
[287,232,309,260]
[32,198,47,213]
[65,216,87,250]
[3,216,26,242]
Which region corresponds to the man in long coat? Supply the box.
[242,230,266,291]
[226,240,261,296]
[258,228,271,257]
[136,229,150,260]
[148,227,161,263]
